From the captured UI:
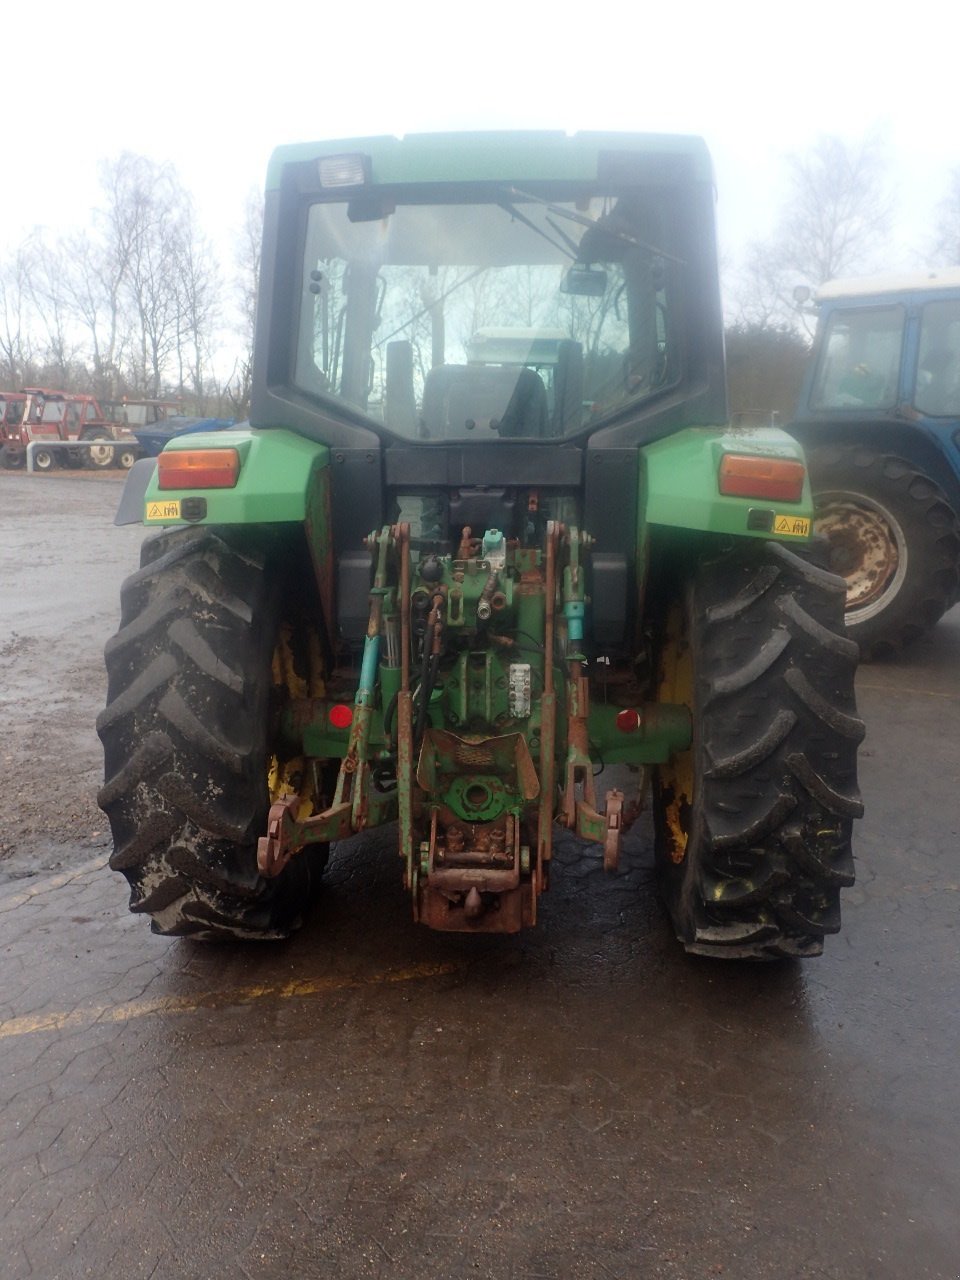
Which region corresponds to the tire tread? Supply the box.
[98,526,324,939]
[656,540,863,959]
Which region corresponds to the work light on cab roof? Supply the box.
[317,153,370,189]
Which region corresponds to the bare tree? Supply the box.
[173,204,221,407]
[96,154,151,390]
[0,153,227,403]
[130,198,179,393]
[57,228,130,397]
[24,232,79,386]
[780,134,893,283]
[0,244,36,386]
[97,154,187,395]
[733,241,792,330]
[92,153,225,401]
[225,188,263,418]
[735,133,894,327]
[931,166,960,266]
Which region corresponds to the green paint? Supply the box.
[379,665,402,723]
[587,703,692,765]
[577,806,607,843]
[417,729,539,830]
[142,427,329,526]
[640,426,814,540]
[444,650,513,731]
[283,701,383,760]
[446,775,510,823]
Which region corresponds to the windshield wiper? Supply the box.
[496,198,577,261]
[503,187,685,266]
[545,216,582,258]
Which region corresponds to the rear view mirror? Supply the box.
[561,265,608,297]
[347,193,396,223]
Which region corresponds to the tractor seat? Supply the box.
[420,365,548,438]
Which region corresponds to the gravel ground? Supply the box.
[0,470,144,881]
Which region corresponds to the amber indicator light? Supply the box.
[157,448,240,490]
[718,454,805,503]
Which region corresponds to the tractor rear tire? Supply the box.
[653,540,864,960]
[808,444,960,659]
[97,526,328,939]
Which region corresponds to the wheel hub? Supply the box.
[814,491,908,621]
[86,437,115,468]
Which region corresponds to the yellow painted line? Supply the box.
[857,681,960,701]
[0,961,458,1041]
[0,856,109,912]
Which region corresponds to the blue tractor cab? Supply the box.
[790,271,960,657]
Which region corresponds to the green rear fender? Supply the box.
[639,425,814,542]
[141,427,330,526]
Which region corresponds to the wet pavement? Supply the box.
[1,471,959,1279]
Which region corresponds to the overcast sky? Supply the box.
[4,0,957,290]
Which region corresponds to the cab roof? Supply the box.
[266,131,714,192]
[816,268,960,301]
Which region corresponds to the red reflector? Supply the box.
[616,708,641,733]
[158,448,240,490]
[719,454,805,503]
[328,703,353,729]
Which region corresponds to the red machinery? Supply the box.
[0,391,180,471]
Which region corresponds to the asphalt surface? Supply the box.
[1,469,958,1279]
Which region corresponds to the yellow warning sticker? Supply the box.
[773,514,811,537]
[146,500,181,520]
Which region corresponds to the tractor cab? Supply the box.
[258,138,724,457]
[797,271,960,428]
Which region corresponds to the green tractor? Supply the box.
[98,132,863,957]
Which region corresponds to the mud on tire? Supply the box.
[654,540,864,960]
[97,526,326,939]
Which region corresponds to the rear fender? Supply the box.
[640,425,815,543]
[131,427,330,526]
[114,427,335,645]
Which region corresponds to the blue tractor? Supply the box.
[790,272,960,657]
